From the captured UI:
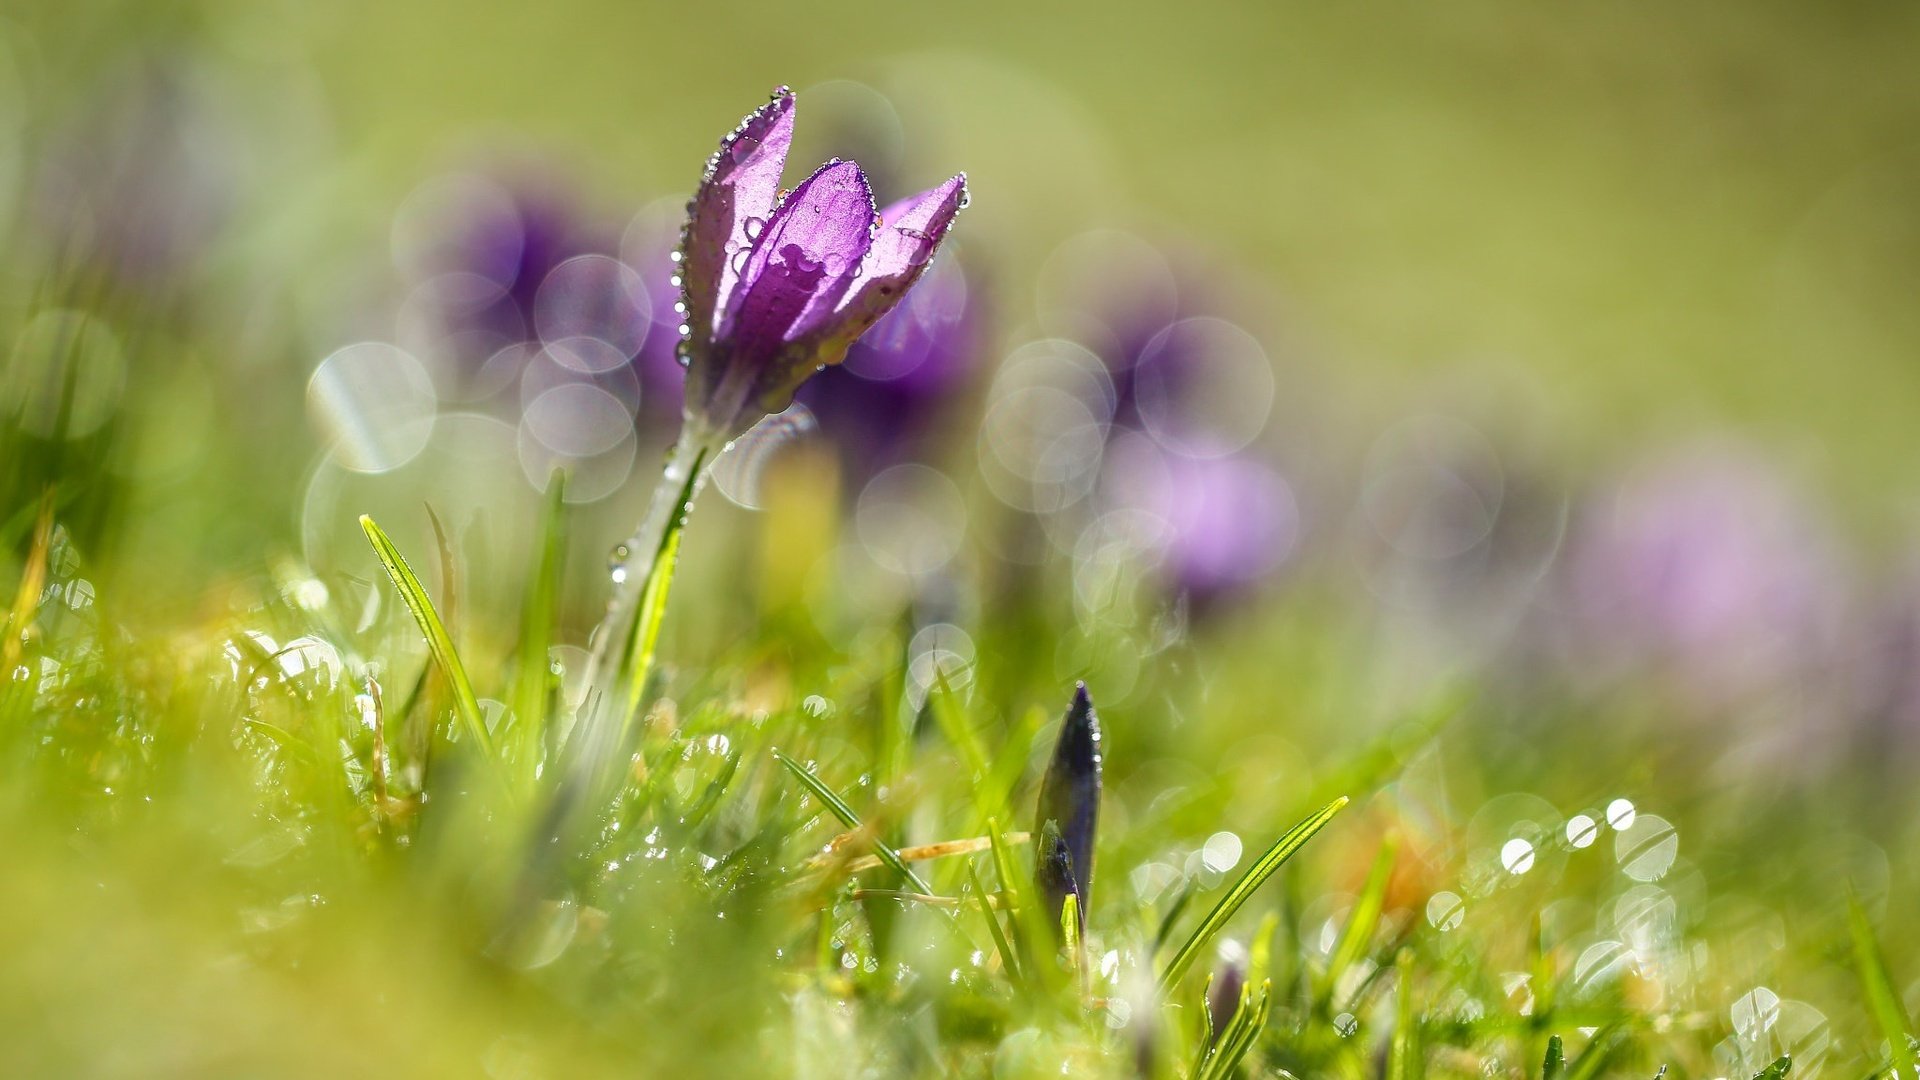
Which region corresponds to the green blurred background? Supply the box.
[15,0,1920,527]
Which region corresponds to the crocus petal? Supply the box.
[680,87,794,359]
[707,159,874,408]
[819,174,968,349]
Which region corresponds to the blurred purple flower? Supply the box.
[1099,435,1300,613]
[676,86,967,440]
[1564,446,1847,708]
[1043,234,1297,611]
[392,172,697,436]
[796,256,982,481]
[33,53,239,293]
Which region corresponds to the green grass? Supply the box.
[4,468,1916,1076]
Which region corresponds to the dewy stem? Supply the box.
[583,424,714,695]
[562,357,755,819]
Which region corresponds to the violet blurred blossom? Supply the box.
[33,54,238,293]
[1563,446,1847,710]
[397,179,585,379]
[1099,432,1300,613]
[1051,236,1298,610]
[796,256,982,481]
[675,86,968,441]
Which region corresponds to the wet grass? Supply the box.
[2,484,1917,1078]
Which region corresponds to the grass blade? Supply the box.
[1388,957,1422,1080]
[1563,1024,1627,1080]
[510,468,567,767]
[1201,979,1271,1080]
[1157,796,1348,996]
[1847,887,1916,1080]
[967,859,1023,989]
[2,488,54,672]
[1750,1056,1790,1080]
[1326,832,1399,1003]
[360,514,492,758]
[773,748,934,896]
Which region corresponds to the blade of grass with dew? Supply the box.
[1750,1056,1790,1080]
[966,858,1023,989]
[1530,912,1557,1068]
[1326,832,1399,1005]
[773,748,934,896]
[617,447,707,740]
[1563,1024,1627,1080]
[1158,796,1348,996]
[1541,1034,1565,1079]
[1193,976,1215,1073]
[926,673,992,895]
[424,504,460,652]
[510,469,566,777]
[1195,980,1249,1080]
[1202,980,1271,1080]
[1847,887,1916,1080]
[2,488,54,673]
[1388,957,1422,1080]
[360,514,492,757]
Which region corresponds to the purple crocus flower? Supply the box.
[676,86,968,440]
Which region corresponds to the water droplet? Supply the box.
[1566,814,1599,849]
[742,216,766,241]
[730,249,751,274]
[1426,891,1465,931]
[728,135,761,165]
[1606,798,1637,830]
[608,542,632,584]
[894,225,935,266]
[1334,1013,1358,1037]
[1501,838,1536,875]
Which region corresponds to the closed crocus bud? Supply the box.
[1033,821,1079,942]
[1033,683,1102,934]
[675,86,968,441]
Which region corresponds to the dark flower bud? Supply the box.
[1033,682,1102,933]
